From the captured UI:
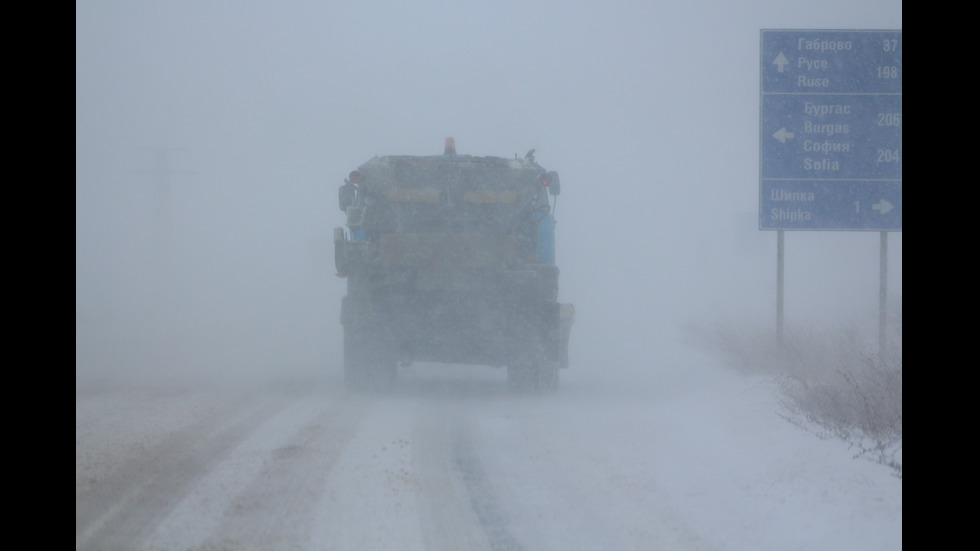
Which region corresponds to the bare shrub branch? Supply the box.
[691,301,902,478]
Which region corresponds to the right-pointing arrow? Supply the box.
[872,199,893,215]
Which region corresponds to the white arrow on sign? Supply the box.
[772,52,790,73]
[872,199,893,215]
[772,127,795,143]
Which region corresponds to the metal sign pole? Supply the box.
[879,231,888,360]
[777,230,784,342]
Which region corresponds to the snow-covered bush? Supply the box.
[690,301,902,478]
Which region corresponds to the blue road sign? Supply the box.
[760,30,902,231]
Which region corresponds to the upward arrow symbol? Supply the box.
[773,52,790,73]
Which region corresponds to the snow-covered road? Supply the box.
[76,355,901,551]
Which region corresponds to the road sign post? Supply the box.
[759,29,901,353]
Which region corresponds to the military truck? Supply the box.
[334,138,573,391]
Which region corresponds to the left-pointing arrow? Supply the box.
[772,127,795,143]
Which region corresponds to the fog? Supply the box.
[75,1,902,386]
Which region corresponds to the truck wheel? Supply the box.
[538,360,559,392]
[343,330,396,391]
[507,359,558,393]
[506,363,532,391]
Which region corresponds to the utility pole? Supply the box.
[132,147,196,270]
[131,147,185,259]
[131,147,193,364]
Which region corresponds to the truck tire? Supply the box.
[507,359,558,393]
[506,313,560,393]
[343,328,397,391]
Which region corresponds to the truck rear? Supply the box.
[334,138,573,391]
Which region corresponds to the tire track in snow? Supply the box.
[413,396,525,551]
[190,387,373,550]
[471,398,716,551]
[76,389,294,551]
[452,419,527,551]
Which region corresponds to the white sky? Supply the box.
[75,0,902,381]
